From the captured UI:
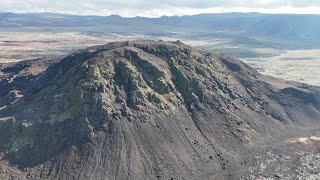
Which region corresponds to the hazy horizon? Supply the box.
[1,0,320,17]
[2,11,320,19]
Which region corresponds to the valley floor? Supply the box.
[1,31,319,87]
[242,49,320,87]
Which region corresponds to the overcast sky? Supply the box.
[1,0,320,17]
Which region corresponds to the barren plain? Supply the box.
[0,32,144,63]
[242,49,320,87]
[0,31,319,87]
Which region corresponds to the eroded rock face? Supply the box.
[0,40,320,179]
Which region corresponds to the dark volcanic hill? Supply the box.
[0,40,320,179]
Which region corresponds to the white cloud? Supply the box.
[1,0,320,17]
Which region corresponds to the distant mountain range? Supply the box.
[1,12,320,42]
